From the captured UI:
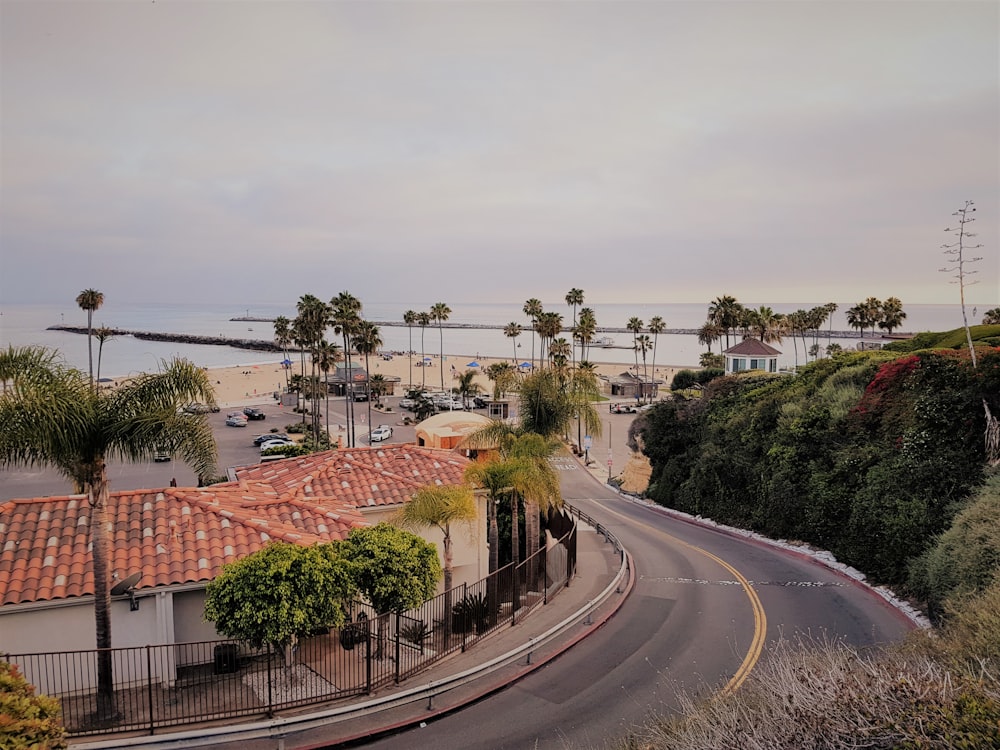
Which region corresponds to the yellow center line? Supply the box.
[592,502,767,695]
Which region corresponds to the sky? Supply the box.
[1,1,997,308]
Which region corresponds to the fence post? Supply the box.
[461,582,468,653]
[266,642,274,717]
[146,645,155,735]
[394,611,401,684]
[511,566,517,627]
[542,546,548,605]
[364,618,372,695]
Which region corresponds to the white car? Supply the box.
[259,438,294,453]
[225,414,248,427]
[368,425,393,443]
[398,398,415,410]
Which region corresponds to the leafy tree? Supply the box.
[75,288,104,388]
[339,523,441,656]
[0,660,67,749]
[699,352,725,369]
[204,542,355,667]
[395,484,478,640]
[983,308,1000,326]
[0,346,217,720]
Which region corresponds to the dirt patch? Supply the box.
[619,451,652,494]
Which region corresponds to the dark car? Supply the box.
[243,407,266,420]
[253,432,289,446]
[472,396,488,409]
[353,392,369,402]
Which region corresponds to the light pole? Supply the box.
[607,420,613,481]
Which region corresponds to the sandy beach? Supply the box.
[115,351,686,407]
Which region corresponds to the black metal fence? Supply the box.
[5,515,578,738]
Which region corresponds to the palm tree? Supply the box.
[746,306,784,344]
[273,316,293,393]
[369,373,388,407]
[698,321,722,355]
[878,297,907,335]
[523,298,543,369]
[296,295,330,444]
[565,288,584,366]
[94,326,114,385]
[0,346,217,720]
[485,361,517,399]
[503,322,522,363]
[575,308,597,361]
[395,483,478,642]
[548,337,571,373]
[417,311,431,389]
[456,369,480,408]
[354,320,382,434]
[708,295,741,349]
[824,302,839,353]
[331,292,362,447]
[75,288,104,388]
[626,317,643,374]
[430,302,451,392]
[403,310,417,388]
[647,315,665,387]
[635,334,652,400]
[313,340,341,444]
[846,304,865,338]
[536,312,563,367]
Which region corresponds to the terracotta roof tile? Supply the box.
[1,445,469,606]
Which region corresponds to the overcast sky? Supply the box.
[2,1,997,308]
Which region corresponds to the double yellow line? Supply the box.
[595,503,767,695]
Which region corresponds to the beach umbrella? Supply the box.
[519,362,532,369]
[281,359,292,366]
[466,361,480,368]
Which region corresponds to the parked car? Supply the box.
[610,403,638,414]
[152,446,171,462]
[225,414,248,427]
[368,425,393,442]
[353,392,369,402]
[472,396,488,409]
[253,433,289,446]
[398,397,415,410]
[183,402,217,414]
[243,407,266,420]
[259,438,294,453]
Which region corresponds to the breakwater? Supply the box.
[47,326,283,353]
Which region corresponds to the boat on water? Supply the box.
[594,336,616,348]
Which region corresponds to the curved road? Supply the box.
[364,457,914,749]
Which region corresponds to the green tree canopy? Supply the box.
[338,523,442,614]
[205,541,355,663]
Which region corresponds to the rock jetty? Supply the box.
[47,326,283,353]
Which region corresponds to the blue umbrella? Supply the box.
[281,359,292,366]
[519,362,532,369]
[467,361,480,368]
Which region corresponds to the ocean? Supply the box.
[0,300,983,379]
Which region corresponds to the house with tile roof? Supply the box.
[0,445,484,687]
[723,338,781,374]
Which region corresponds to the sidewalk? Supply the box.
[73,514,633,750]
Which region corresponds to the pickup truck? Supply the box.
[609,403,638,414]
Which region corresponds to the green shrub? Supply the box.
[0,661,67,749]
[285,422,308,434]
[399,620,430,645]
[451,592,489,634]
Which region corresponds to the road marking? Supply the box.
[589,502,768,696]
[641,575,842,588]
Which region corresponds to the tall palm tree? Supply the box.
[824,302,839,353]
[503,322,522,363]
[747,306,783,344]
[430,302,451,392]
[635,334,652,400]
[698,321,722,355]
[94,326,114,385]
[456,369,480,409]
[878,297,907,335]
[331,292,362,447]
[523,298,543,369]
[296,295,330,444]
[626,317,644,374]
[565,288,584,366]
[395,484,478,642]
[75,288,104,388]
[0,346,217,720]
[861,297,883,338]
[273,316,293,393]
[417,311,431,390]
[575,308,597,362]
[647,315,665,388]
[485,361,517,399]
[846,304,866,338]
[403,310,417,388]
[708,295,741,349]
[354,320,382,435]
[536,312,563,368]
[548,337,571,373]
[313,340,341,444]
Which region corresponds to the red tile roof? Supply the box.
[723,338,782,356]
[0,446,469,606]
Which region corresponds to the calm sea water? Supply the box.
[0,300,980,379]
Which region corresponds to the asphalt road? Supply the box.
[361,457,914,750]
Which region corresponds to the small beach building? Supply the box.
[606,371,660,400]
[415,410,493,451]
[724,338,781,374]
